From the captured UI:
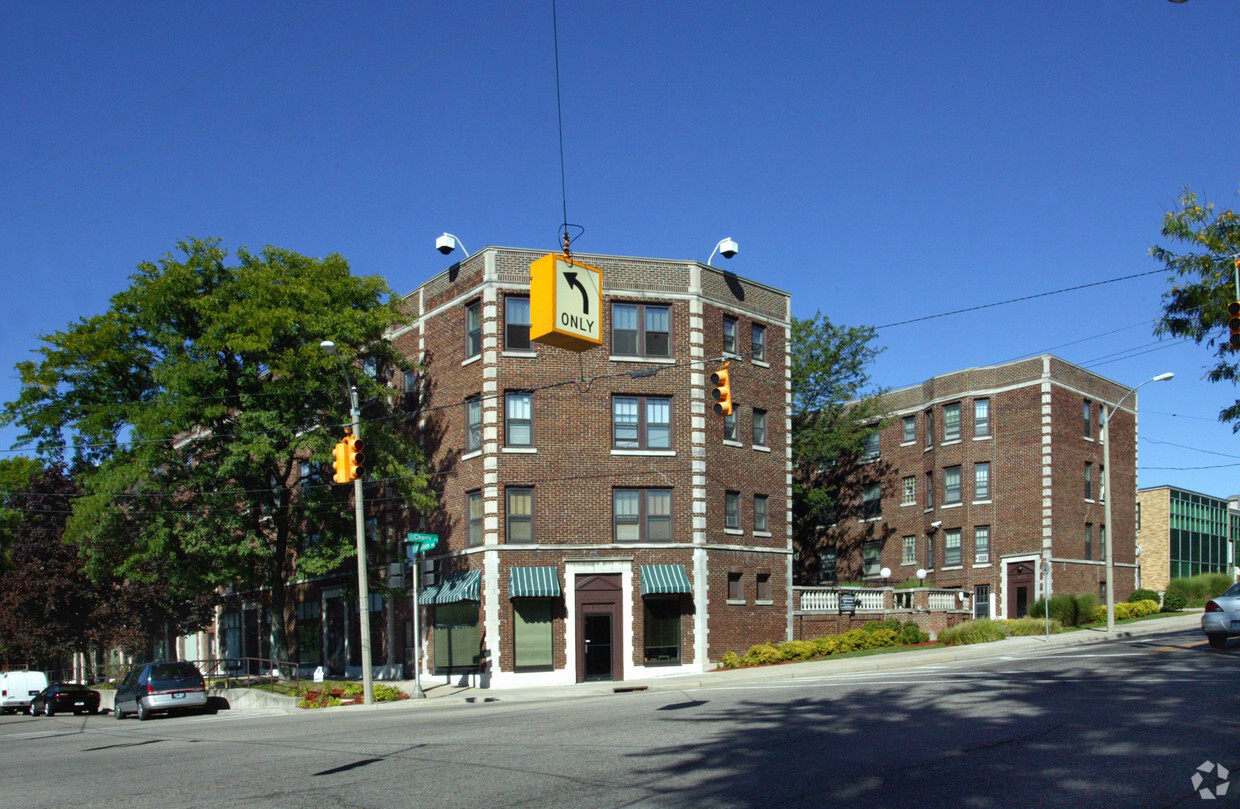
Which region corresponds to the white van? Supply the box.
[0,671,49,713]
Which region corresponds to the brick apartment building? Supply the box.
[820,355,1142,619]
[1136,485,1239,593]
[388,247,791,687]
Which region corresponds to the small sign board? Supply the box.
[530,254,603,352]
[405,533,439,559]
[839,592,857,614]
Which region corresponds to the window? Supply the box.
[728,572,744,601]
[506,487,533,543]
[1100,524,1107,560]
[612,303,671,357]
[974,398,990,437]
[862,431,880,460]
[614,488,672,542]
[725,491,740,529]
[925,409,934,447]
[862,483,881,520]
[513,599,553,671]
[751,323,766,362]
[1099,464,1105,502]
[723,411,737,441]
[945,529,962,566]
[902,535,916,565]
[753,409,768,446]
[402,369,420,412]
[863,541,882,577]
[1085,523,1093,561]
[756,573,772,602]
[504,296,531,351]
[925,471,934,508]
[974,585,991,619]
[902,415,916,444]
[975,526,990,563]
[974,462,990,501]
[465,396,482,452]
[465,300,482,359]
[466,491,483,547]
[1083,400,1092,438]
[613,396,672,449]
[927,534,935,570]
[505,392,532,447]
[722,315,738,355]
[818,550,837,584]
[754,495,768,532]
[433,602,480,673]
[1085,462,1093,499]
[643,597,681,663]
[901,476,916,506]
[943,403,961,442]
[944,466,962,505]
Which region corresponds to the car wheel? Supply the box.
[136,700,149,721]
[1208,634,1228,648]
[44,702,53,717]
[28,704,36,717]
[114,704,125,720]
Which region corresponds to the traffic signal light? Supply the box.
[332,438,350,484]
[710,362,732,416]
[1228,300,1240,349]
[343,434,365,481]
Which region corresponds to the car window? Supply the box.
[150,662,203,683]
[1226,583,1240,597]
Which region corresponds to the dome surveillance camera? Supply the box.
[930,520,942,529]
[719,237,738,259]
[435,233,457,255]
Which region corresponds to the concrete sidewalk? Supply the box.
[353,611,1205,712]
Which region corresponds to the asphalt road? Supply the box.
[1,625,1235,809]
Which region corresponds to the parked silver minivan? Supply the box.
[114,661,210,720]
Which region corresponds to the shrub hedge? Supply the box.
[1128,588,1160,605]
[1092,599,1160,622]
[718,620,929,669]
[1029,593,1098,627]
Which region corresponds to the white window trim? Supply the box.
[972,498,992,505]
[501,350,538,359]
[752,360,771,369]
[755,599,774,606]
[754,530,773,538]
[461,449,482,461]
[611,449,676,457]
[726,598,746,606]
[723,439,743,448]
[461,354,481,367]
[724,527,744,536]
[752,444,771,453]
[972,435,992,442]
[501,447,538,454]
[609,355,677,365]
[941,502,963,510]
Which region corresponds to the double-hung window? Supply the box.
[974,526,990,563]
[1085,462,1094,499]
[819,550,837,584]
[1083,400,1093,438]
[506,487,533,543]
[465,396,482,452]
[862,541,882,577]
[862,483,881,520]
[925,410,934,448]
[612,303,671,357]
[613,488,672,542]
[723,411,738,441]
[1084,523,1093,561]
[925,471,934,508]
[722,316,738,355]
[753,409,767,447]
[974,462,990,501]
[613,396,671,449]
[465,301,482,359]
[751,323,766,362]
[725,492,740,530]
[944,529,962,566]
[862,431,880,460]
[505,392,532,447]
[466,491,483,546]
[902,415,916,444]
[974,398,990,437]
[944,466,962,505]
[943,403,961,442]
[504,296,531,351]
[754,495,768,532]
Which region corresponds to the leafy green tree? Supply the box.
[1152,188,1240,425]
[2,239,435,661]
[791,312,891,584]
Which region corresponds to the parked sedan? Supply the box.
[1202,582,1240,648]
[29,683,101,716]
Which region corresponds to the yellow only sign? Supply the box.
[529,254,603,352]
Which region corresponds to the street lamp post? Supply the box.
[1102,371,1174,633]
[320,340,375,705]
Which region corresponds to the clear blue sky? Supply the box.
[2,1,1237,497]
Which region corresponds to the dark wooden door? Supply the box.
[575,574,622,682]
[1008,562,1036,619]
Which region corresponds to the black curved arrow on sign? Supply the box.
[563,271,590,315]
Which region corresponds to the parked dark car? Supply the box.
[114,661,210,721]
[29,683,101,716]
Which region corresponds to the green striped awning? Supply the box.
[509,567,561,598]
[418,570,481,605]
[640,564,692,596]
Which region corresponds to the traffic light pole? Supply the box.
[347,383,375,706]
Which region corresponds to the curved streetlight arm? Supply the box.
[1102,371,1173,634]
